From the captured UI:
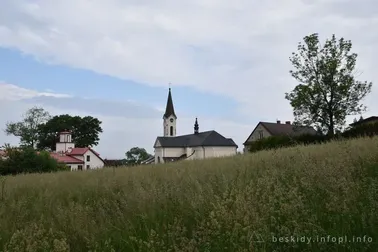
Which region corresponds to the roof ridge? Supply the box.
[201,131,215,143]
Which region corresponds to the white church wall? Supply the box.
[191,147,204,160]
[155,147,185,163]
[164,148,185,157]
[203,146,237,158]
[155,147,163,163]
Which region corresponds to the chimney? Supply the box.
[277,120,281,124]
[285,121,291,125]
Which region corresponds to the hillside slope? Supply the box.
[0,137,377,251]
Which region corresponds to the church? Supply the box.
[153,88,238,164]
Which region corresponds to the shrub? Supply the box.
[247,133,329,153]
[0,147,69,176]
[342,121,378,138]
[248,122,378,153]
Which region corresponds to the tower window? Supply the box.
[170,126,173,136]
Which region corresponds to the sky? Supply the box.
[0,0,377,159]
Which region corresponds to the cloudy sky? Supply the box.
[0,0,377,159]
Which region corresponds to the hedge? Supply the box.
[247,121,378,153]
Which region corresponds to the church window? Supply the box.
[170,126,173,136]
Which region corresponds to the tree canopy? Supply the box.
[5,107,51,148]
[4,107,103,151]
[285,33,372,136]
[37,114,103,151]
[125,147,152,165]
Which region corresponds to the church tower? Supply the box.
[163,88,177,137]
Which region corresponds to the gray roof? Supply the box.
[261,122,317,136]
[155,130,238,148]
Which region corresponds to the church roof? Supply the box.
[163,88,177,119]
[154,130,238,148]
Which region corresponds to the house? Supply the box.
[349,116,378,127]
[153,88,238,164]
[243,120,317,152]
[0,132,104,171]
[51,131,105,171]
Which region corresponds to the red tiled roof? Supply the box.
[67,147,89,155]
[67,147,103,162]
[50,153,84,164]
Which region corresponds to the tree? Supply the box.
[285,33,372,136]
[5,107,51,148]
[36,114,103,151]
[125,147,152,165]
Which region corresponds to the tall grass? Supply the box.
[0,137,377,251]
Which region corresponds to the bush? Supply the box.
[342,121,378,138]
[247,133,330,153]
[104,159,127,167]
[0,147,69,176]
[248,122,378,153]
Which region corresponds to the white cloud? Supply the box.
[0,82,71,100]
[0,83,251,158]
[0,0,377,121]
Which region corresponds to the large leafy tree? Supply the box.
[5,107,51,148]
[125,147,152,165]
[285,33,372,136]
[37,114,103,151]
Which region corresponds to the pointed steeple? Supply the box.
[194,118,199,134]
[163,88,177,119]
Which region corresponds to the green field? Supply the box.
[0,137,377,251]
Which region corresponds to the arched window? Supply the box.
[170,126,173,136]
[157,156,160,163]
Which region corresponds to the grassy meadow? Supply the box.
[0,137,378,251]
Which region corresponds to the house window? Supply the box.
[170,126,173,136]
[86,155,90,162]
[258,130,264,139]
[86,165,90,170]
[78,165,83,171]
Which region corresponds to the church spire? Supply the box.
[194,117,199,134]
[163,87,177,119]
